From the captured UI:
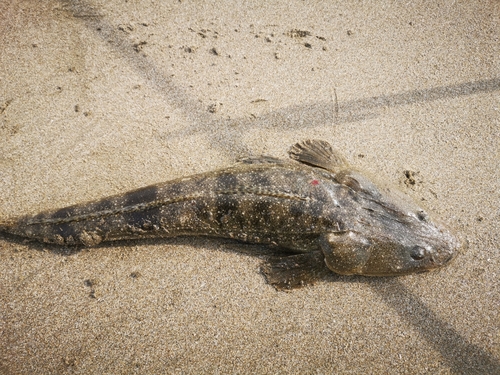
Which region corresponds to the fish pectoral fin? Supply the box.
[261,251,332,290]
[288,139,349,172]
[236,156,287,165]
[320,232,371,275]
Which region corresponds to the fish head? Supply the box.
[320,170,459,276]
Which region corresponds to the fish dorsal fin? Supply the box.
[237,156,286,165]
[288,140,349,172]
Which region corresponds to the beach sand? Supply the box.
[0,1,498,373]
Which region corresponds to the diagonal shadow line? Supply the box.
[166,77,500,153]
[366,278,500,375]
[59,2,500,155]
[167,77,500,138]
[58,0,256,155]
[58,0,212,127]
[61,0,500,123]
[338,77,500,115]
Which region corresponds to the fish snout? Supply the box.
[428,227,460,268]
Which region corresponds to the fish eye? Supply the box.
[410,246,426,260]
[417,210,428,222]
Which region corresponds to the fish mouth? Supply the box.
[426,217,461,265]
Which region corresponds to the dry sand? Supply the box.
[0,1,499,374]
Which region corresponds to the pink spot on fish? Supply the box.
[311,179,319,186]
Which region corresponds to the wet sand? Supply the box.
[0,1,499,373]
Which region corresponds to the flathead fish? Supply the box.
[0,140,458,289]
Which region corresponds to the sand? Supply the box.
[0,0,498,373]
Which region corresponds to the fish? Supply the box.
[0,140,459,289]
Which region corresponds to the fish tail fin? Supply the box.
[0,219,15,232]
[261,251,331,290]
[0,218,20,238]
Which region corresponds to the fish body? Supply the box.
[0,140,458,289]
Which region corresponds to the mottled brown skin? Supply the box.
[0,140,458,289]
